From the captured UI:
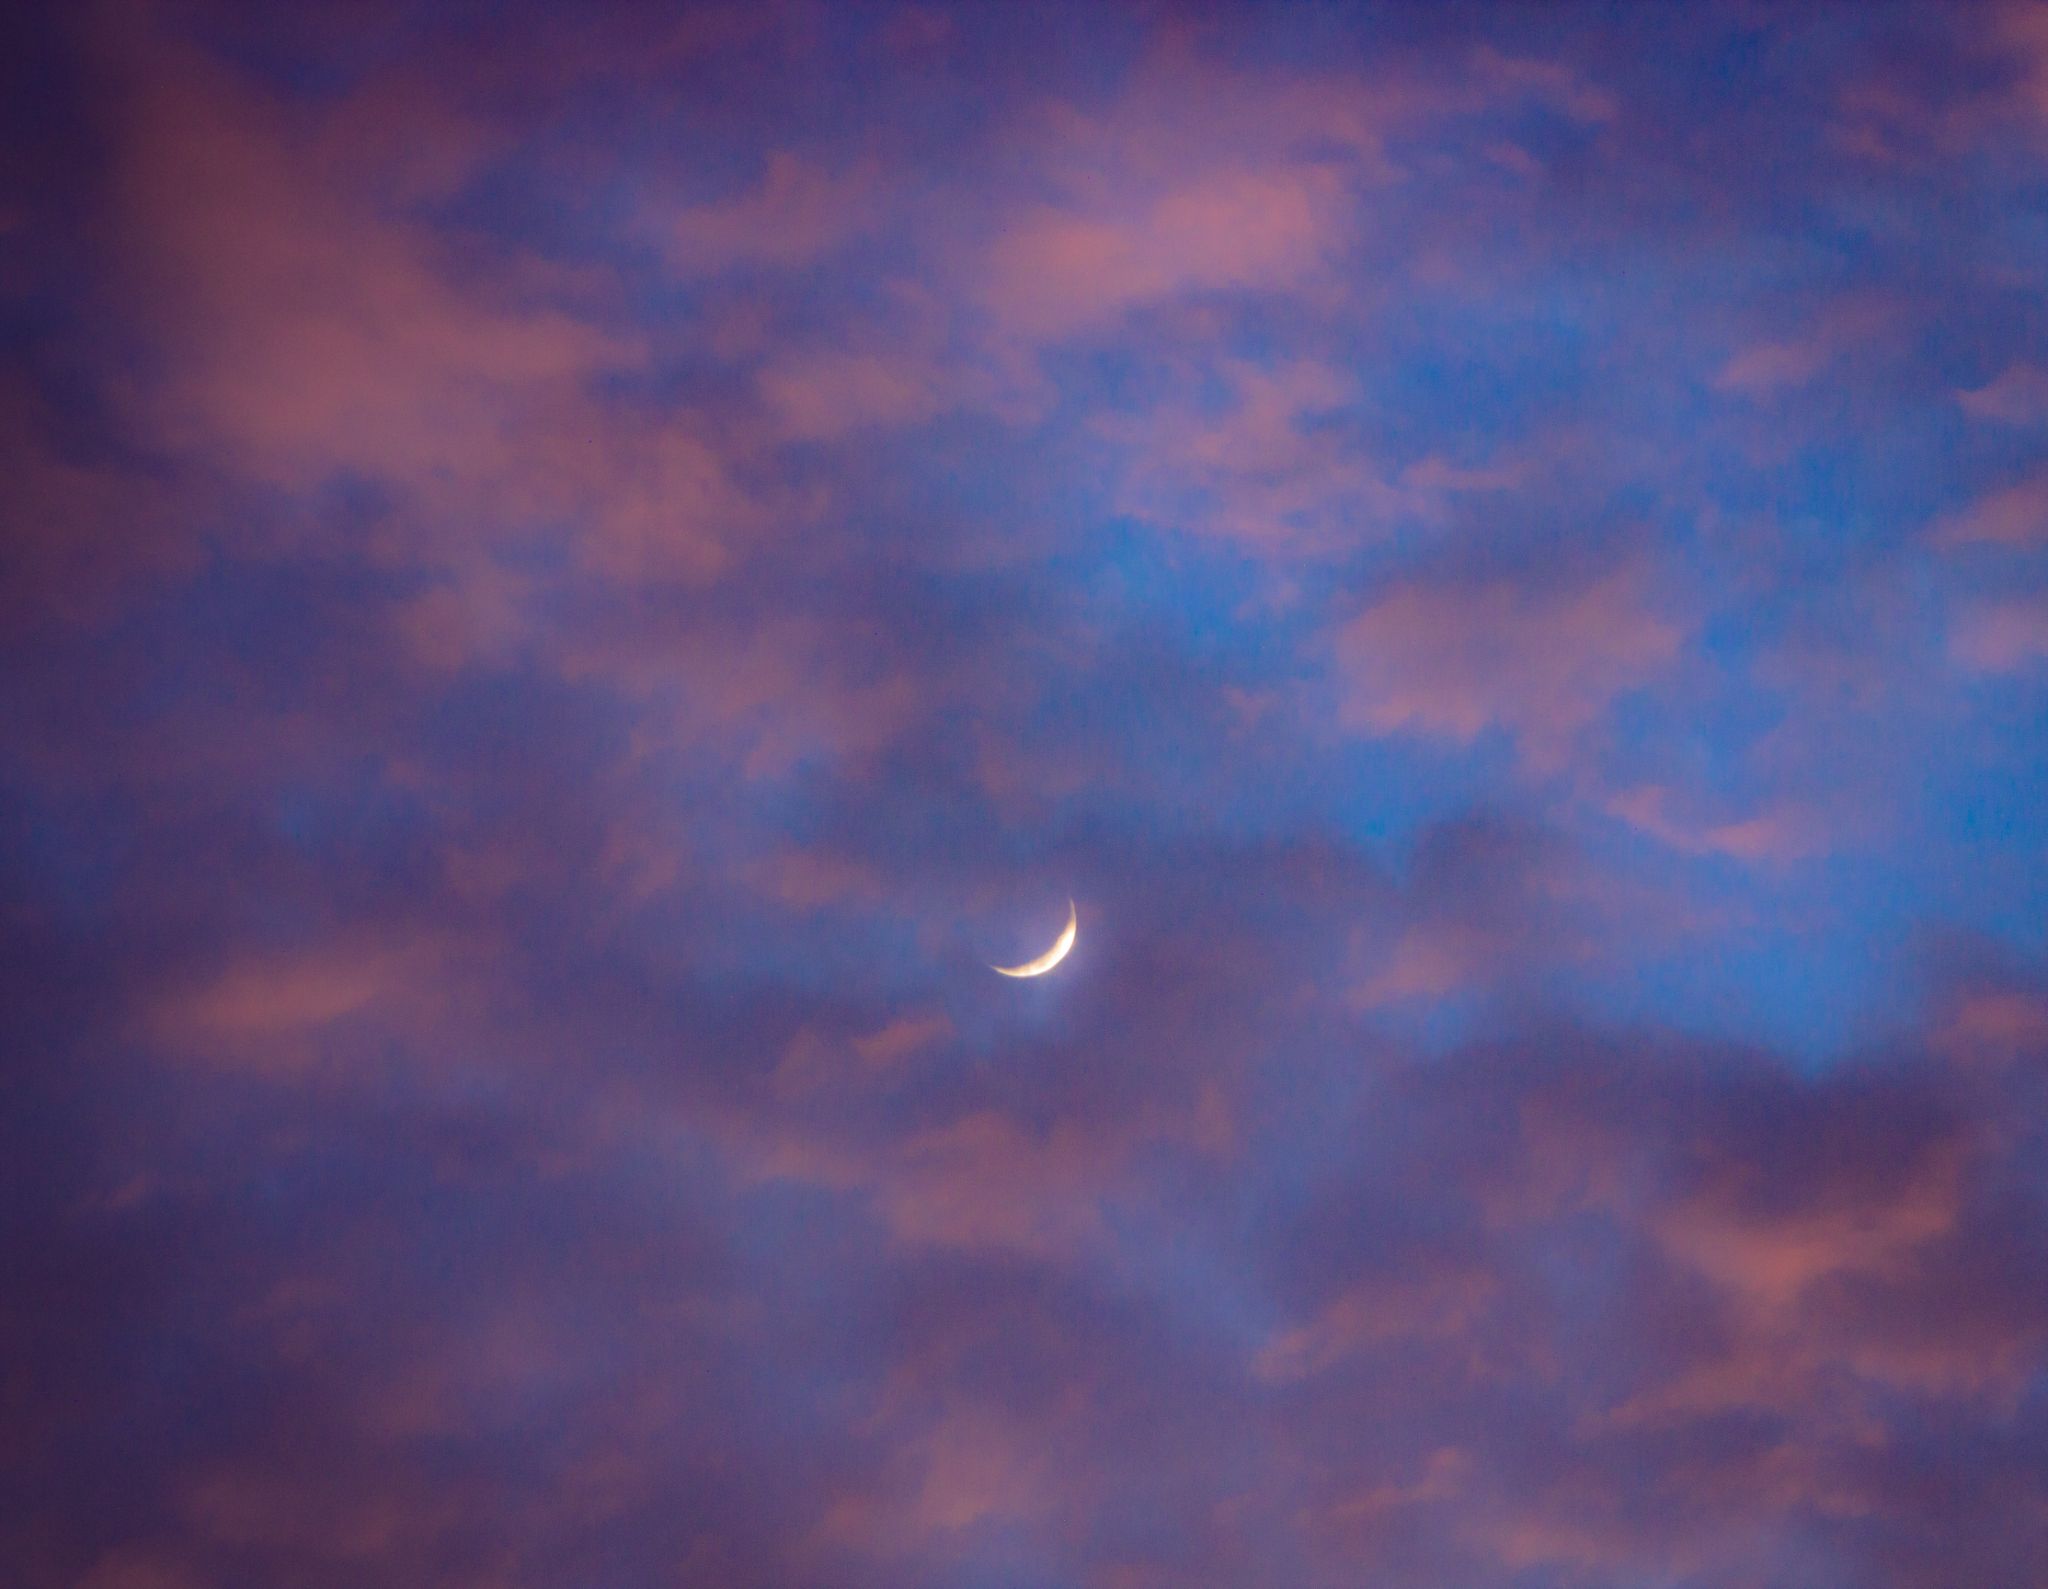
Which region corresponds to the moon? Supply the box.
[991,899,1077,978]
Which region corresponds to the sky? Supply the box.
[5,2,2048,1585]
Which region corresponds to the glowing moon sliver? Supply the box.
[990,899,1077,978]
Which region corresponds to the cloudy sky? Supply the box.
[6,3,2048,1585]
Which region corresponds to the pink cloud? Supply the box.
[1656,1145,1964,1312]
[1828,5,2048,161]
[757,347,946,440]
[731,1104,1126,1265]
[558,611,924,779]
[76,1554,196,1589]
[1712,295,1899,396]
[1334,566,1684,767]
[809,1394,1073,1572]
[149,935,451,1073]
[1935,986,2048,1068]
[1254,1263,1495,1381]
[982,164,1350,338]
[522,417,755,586]
[875,1111,1110,1258]
[966,42,1451,340]
[1400,454,1525,494]
[1934,471,2048,548]
[770,1012,952,1102]
[1353,929,1488,1006]
[1957,363,2048,424]
[745,846,889,910]
[889,1406,1044,1535]
[1320,1447,1472,1530]
[1345,816,1679,1008]
[851,1011,955,1069]
[1607,785,1822,863]
[102,28,781,617]
[655,152,880,275]
[1469,46,1618,123]
[1712,338,1832,394]
[1950,593,2048,671]
[388,563,534,673]
[1999,2,2048,122]
[0,377,196,629]
[115,54,633,488]
[1100,358,1413,549]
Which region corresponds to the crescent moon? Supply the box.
[991,899,1077,978]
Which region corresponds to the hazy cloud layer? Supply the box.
[5,4,2047,1587]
